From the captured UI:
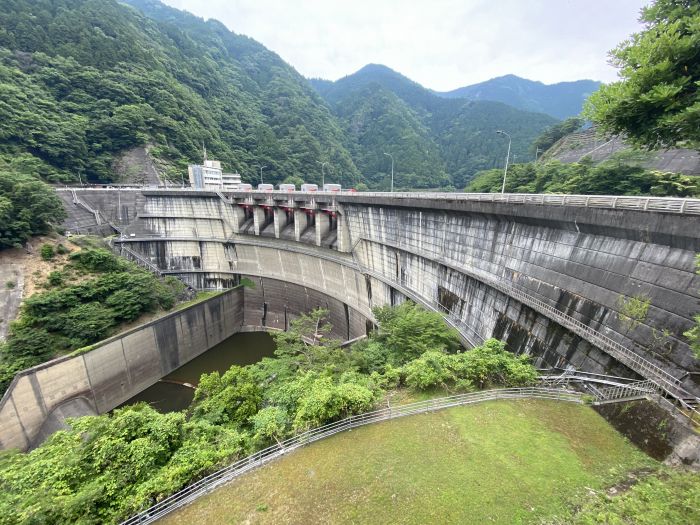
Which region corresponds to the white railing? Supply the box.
[120,387,583,525]
[57,188,700,216]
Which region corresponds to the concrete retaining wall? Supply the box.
[0,280,369,451]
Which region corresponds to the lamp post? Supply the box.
[496,130,511,194]
[256,165,267,184]
[317,161,328,187]
[383,152,394,192]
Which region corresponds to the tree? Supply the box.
[584,0,700,149]
[372,302,461,363]
[0,172,66,249]
[271,308,344,371]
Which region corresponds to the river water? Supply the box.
[121,331,276,413]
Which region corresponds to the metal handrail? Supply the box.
[120,387,583,525]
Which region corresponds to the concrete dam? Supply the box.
[1,188,699,450]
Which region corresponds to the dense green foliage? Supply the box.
[0,404,245,524]
[585,0,700,149]
[0,171,65,248]
[313,65,558,188]
[466,159,699,197]
[0,303,538,524]
[0,0,359,185]
[0,247,186,394]
[547,470,700,524]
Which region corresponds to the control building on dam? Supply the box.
[1,187,699,450]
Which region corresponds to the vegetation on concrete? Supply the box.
[0,171,65,249]
[0,245,186,395]
[0,303,539,524]
[584,0,700,150]
[684,255,700,360]
[158,400,656,525]
[466,158,699,197]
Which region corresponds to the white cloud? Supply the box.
[162,0,649,90]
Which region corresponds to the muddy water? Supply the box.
[121,331,276,413]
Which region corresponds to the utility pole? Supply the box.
[383,152,394,192]
[496,130,511,194]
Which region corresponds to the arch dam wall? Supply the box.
[55,188,700,397]
[1,187,691,451]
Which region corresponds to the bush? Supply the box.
[69,249,123,272]
[40,244,55,261]
[46,271,64,287]
[5,281,15,289]
[55,244,69,255]
[401,339,538,391]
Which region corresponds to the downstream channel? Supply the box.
[121,331,276,413]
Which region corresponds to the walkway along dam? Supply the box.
[1,188,699,450]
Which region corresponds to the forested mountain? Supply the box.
[435,75,601,120]
[0,0,561,189]
[0,0,359,185]
[312,65,558,188]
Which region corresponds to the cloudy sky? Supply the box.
[162,0,649,91]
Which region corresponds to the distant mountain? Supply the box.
[434,74,601,120]
[312,65,558,188]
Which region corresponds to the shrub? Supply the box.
[46,271,64,287]
[40,244,55,261]
[69,248,123,272]
[5,281,15,289]
[55,243,69,255]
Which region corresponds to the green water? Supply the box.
[121,331,276,413]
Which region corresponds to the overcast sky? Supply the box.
[162,0,649,91]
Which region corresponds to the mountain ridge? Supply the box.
[311,66,600,120]
[310,64,558,188]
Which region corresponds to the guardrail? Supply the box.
[120,386,583,524]
[57,187,700,216]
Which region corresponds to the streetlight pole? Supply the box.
[496,130,511,194]
[383,152,394,192]
[256,165,267,184]
[317,161,328,187]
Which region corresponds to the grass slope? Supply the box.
[162,400,655,525]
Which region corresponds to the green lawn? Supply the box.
[161,400,656,525]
